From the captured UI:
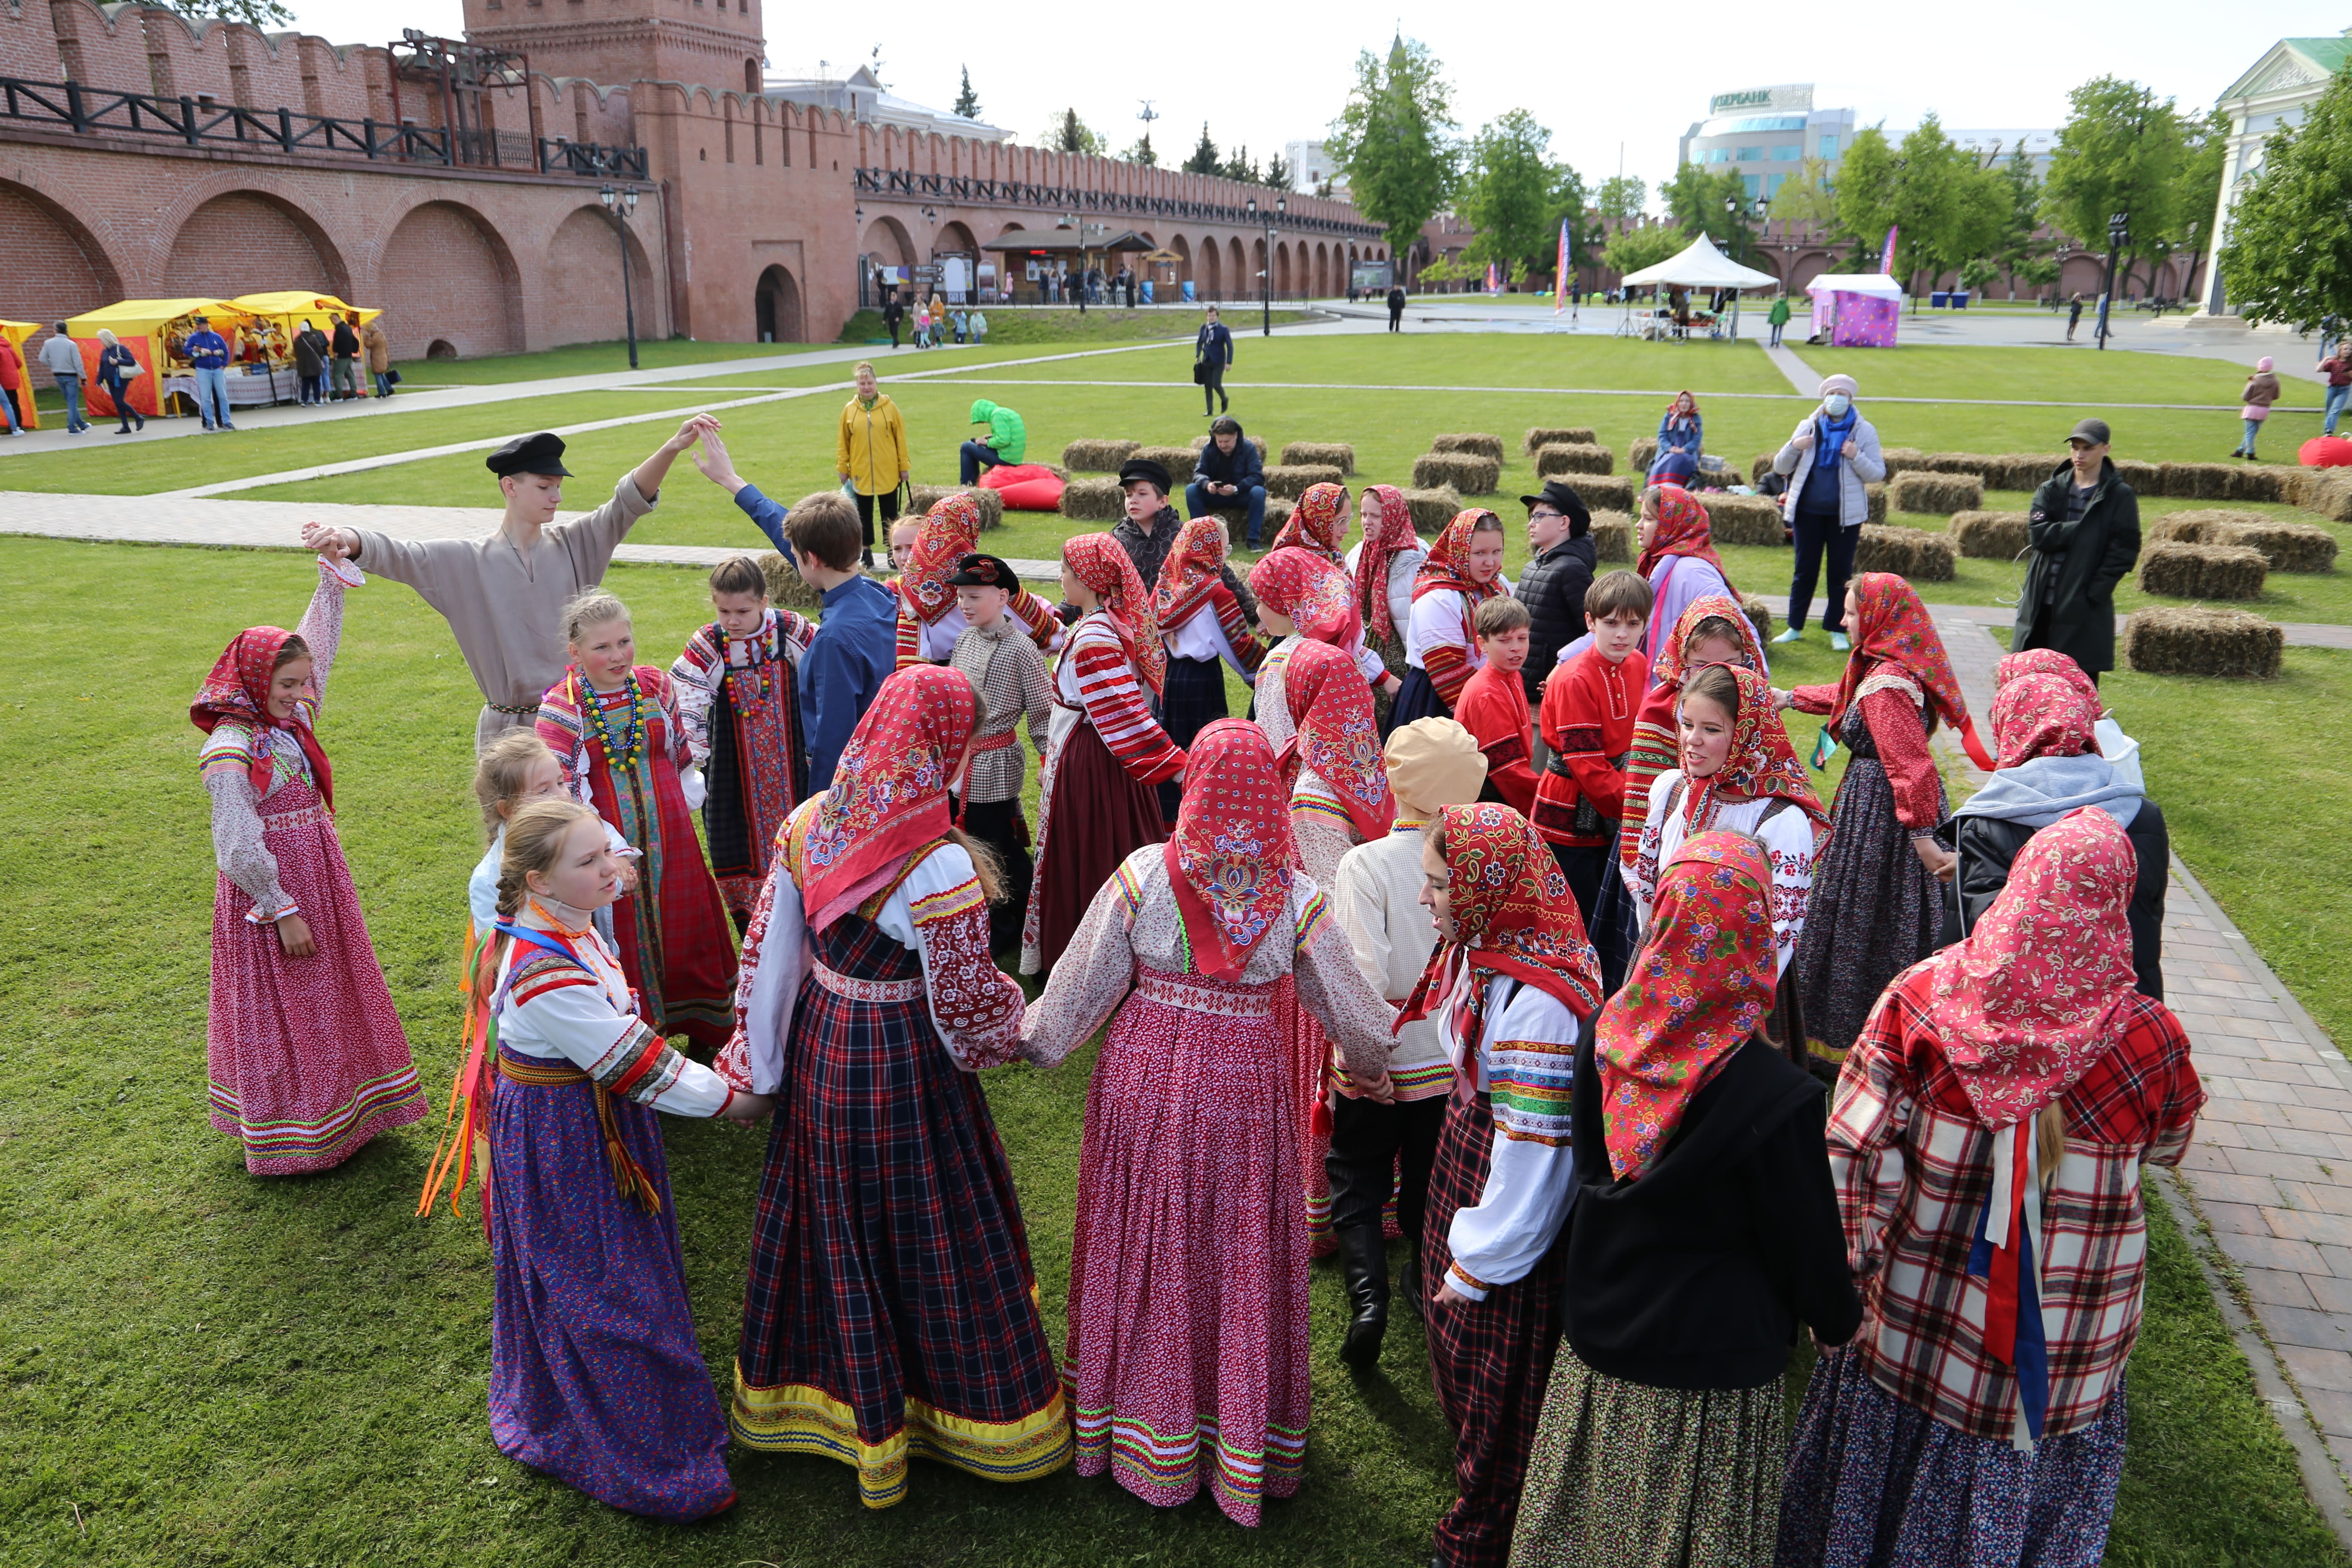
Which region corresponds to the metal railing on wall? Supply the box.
[854,167,1384,241]
[0,76,646,178]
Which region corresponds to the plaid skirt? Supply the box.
[1027,720,1168,974]
[1424,1091,1570,1568]
[1157,655,1229,822]
[1792,756,1944,1085]
[732,913,1068,1508]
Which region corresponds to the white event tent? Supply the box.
[1617,233,1780,338]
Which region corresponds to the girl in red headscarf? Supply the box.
[1267,480,1351,565]
[193,555,425,1174]
[1782,809,2201,1568]
[1020,720,1398,1528]
[1345,482,1428,675]
[890,493,1063,666]
[1154,516,1265,822]
[1634,483,1739,671]
[1784,573,1996,1084]
[1396,509,1514,726]
[720,665,1066,1510]
[1023,533,1187,974]
[1514,832,1858,1568]
[1396,802,1602,1568]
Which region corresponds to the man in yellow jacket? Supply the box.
[836,361,911,568]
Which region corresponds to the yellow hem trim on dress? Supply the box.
[729,1370,1072,1509]
[1806,1037,1850,1067]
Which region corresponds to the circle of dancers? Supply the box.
[204,398,2201,1565]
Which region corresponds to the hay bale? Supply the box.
[756,550,823,612]
[1866,483,1887,526]
[1853,525,1958,582]
[1189,433,1267,460]
[1525,426,1596,453]
[2222,520,2338,574]
[1751,451,1780,485]
[1589,514,1632,563]
[1430,433,1503,461]
[2146,507,2267,546]
[2111,457,2161,494]
[2136,541,2268,600]
[1629,436,1657,473]
[1400,485,1464,533]
[2156,462,2239,501]
[1280,440,1356,474]
[1266,463,1347,499]
[1987,453,2063,492]
[2123,606,2284,679]
[1879,447,1930,479]
[908,484,1004,532]
[1889,472,1984,517]
[1697,492,1785,547]
[2302,471,2352,523]
[1535,443,1614,478]
[1060,438,1138,472]
[1211,496,1293,543]
[1950,511,2031,560]
[1413,452,1502,493]
[1134,444,1198,485]
[1738,593,1775,646]
[1059,476,1127,523]
[2233,464,2299,504]
[1576,475,1637,515]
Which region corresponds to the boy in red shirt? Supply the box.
[1453,596,1537,816]
[1532,570,1653,928]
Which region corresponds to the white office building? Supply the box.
[1679,85,1855,201]
[1285,139,1344,195]
[761,64,1014,142]
[1939,129,2059,178]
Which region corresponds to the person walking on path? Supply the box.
[95,328,144,435]
[364,313,393,398]
[960,397,1024,483]
[882,293,905,350]
[0,329,22,435]
[1195,305,1234,418]
[300,418,723,748]
[183,314,233,431]
[330,314,362,402]
[2322,344,2352,436]
[2015,418,2140,684]
[42,322,90,434]
[1386,283,1407,331]
[836,362,910,567]
[1771,373,1885,651]
[2065,292,2084,342]
[1767,291,1792,347]
[2233,355,2282,458]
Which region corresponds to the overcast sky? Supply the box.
[289,0,2340,206]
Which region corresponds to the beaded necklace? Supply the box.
[579,668,649,772]
[714,619,775,704]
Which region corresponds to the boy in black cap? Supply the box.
[946,552,1055,953]
[301,416,722,747]
[1511,480,1596,740]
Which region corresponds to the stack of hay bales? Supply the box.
[908,484,1005,531]
[1266,463,1346,499]
[1431,433,1504,461]
[1207,496,1294,540]
[1738,594,1776,645]
[2302,470,2352,522]
[1534,443,1614,478]
[1697,492,1785,547]
[1281,441,1356,473]
[1889,472,1984,516]
[1574,475,1638,514]
[1413,451,1501,493]
[2154,461,2241,501]
[1189,433,1268,459]
[757,551,822,612]
[1589,513,1633,563]
[2150,508,2339,573]
[1950,511,2030,559]
[1400,486,1464,532]
[1135,444,1199,485]
[1061,438,1138,472]
[2123,607,2284,678]
[1526,426,1596,452]
[1879,447,1930,479]
[1853,525,1958,581]
[2137,542,2269,600]
[1060,477,1127,523]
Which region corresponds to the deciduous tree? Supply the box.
[2044,77,2188,297]
[1595,175,1647,222]
[1328,33,1459,275]
[1459,110,1557,283]
[1832,126,1899,259]
[1604,223,1689,281]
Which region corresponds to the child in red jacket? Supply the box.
[1532,570,1653,931]
[1453,597,1538,816]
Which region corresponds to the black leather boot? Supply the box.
[1397,1249,1425,1323]
[1336,1226,1389,1369]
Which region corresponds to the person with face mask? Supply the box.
[1770,375,1885,653]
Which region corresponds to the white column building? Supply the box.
[2197,32,2351,318]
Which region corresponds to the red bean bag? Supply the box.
[979,462,1065,511]
[2300,435,2352,469]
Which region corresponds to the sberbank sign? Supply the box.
[1710,89,1774,112]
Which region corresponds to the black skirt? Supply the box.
[1156,656,1229,822]
[1384,666,1450,739]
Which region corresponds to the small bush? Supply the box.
[2136,541,2268,600]
[1589,514,1632,563]
[1738,593,1775,646]
[1189,433,1267,459]
[756,550,822,612]
[1889,472,1984,517]
[1400,486,1463,533]
[1266,463,1347,499]
[1060,438,1139,472]
[1697,492,1785,546]
[2123,606,2284,679]
[1060,476,1127,523]
[1413,452,1503,493]
[1430,433,1503,461]
[1526,426,1595,453]
[909,484,1004,532]
[1535,443,1614,478]
[1577,475,1637,514]
[1950,511,2030,559]
[1853,525,1958,582]
[1134,444,1199,485]
[1281,441,1356,473]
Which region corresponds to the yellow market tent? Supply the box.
[62,298,254,420]
[233,292,383,401]
[0,319,40,430]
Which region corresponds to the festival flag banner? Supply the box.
[1554,219,1572,315]
[1879,226,1899,276]
[1485,262,1502,296]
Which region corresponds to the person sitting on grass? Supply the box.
[962,397,1026,482]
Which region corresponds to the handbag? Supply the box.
[386,369,401,385]
[1191,362,1210,385]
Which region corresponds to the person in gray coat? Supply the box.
[1769,373,1885,651]
[2015,418,2140,683]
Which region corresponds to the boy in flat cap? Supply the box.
[946,552,1055,954]
[302,416,722,748]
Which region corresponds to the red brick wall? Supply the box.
[380,200,527,359]
[0,182,118,360]
[163,191,343,297]
[541,203,654,342]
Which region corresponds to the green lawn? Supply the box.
[1803,343,2329,410]
[837,306,1318,346]
[386,338,833,387]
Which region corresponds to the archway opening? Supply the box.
[756,264,803,343]
[426,338,458,360]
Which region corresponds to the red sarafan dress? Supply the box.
[539,664,738,1049]
[194,558,426,1174]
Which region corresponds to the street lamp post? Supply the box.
[2096,211,2128,351]
[599,183,641,370]
[1247,194,1285,337]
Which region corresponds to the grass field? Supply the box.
[836,306,1318,346]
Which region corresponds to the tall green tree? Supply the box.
[1832,126,1900,260]
[1048,109,1104,157]
[1183,122,1221,176]
[1885,117,2006,294]
[1222,145,1260,184]
[1124,132,1158,167]
[1994,143,2051,293]
[1264,153,1291,190]
[1604,222,1689,282]
[1773,157,1838,227]
[2216,65,2352,332]
[2043,77,2188,297]
[1595,175,1646,221]
[1550,165,1596,275]
[1663,163,1755,259]
[1327,33,1459,275]
[1458,110,1557,283]
[952,66,980,120]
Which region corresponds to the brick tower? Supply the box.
[459,0,769,100]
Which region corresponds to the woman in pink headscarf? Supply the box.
[2235,354,2282,459]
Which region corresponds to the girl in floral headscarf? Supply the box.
[1634,484,1738,671]
[1781,809,2201,1568]
[1267,480,1352,565]
[1656,389,1703,460]
[1023,533,1188,974]
[1394,509,1513,728]
[1344,482,1427,671]
[1155,516,1265,823]
[890,492,1063,665]
[192,554,425,1174]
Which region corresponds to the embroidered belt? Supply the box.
[970,729,1017,754]
[497,1053,589,1087]
[1544,749,1629,778]
[495,1052,665,1215]
[487,701,542,716]
[260,802,332,832]
[812,959,925,1003]
[1135,968,1274,1018]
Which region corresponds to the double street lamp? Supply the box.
[599,183,641,370]
[1246,193,1286,337]
[2096,211,2129,351]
